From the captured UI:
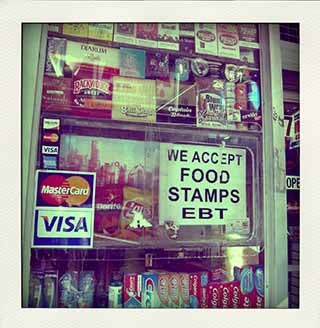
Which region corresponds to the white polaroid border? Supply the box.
[2,1,319,328]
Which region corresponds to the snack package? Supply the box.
[78,271,95,308]
[119,186,153,236]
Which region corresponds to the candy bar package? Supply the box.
[196,78,227,128]
[78,271,95,308]
[112,76,156,123]
[62,24,88,38]
[195,23,218,56]
[123,273,142,308]
[217,24,240,59]
[120,47,146,79]
[136,23,158,48]
[59,271,79,308]
[41,76,72,111]
[29,270,44,307]
[157,23,179,51]
[113,23,136,45]
[71,64,119,119]
[45,37,66,77]
[88,23,114,41]
[145,52,169,79]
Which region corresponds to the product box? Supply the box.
[238,24,259,48]
[178,273,189,308]
[71,64,119,119]
[253,265,264,308]
[45,37,66,77]
[120,47,146,79]
[112,76,156,123]
[195,23,218,56]
[113,23,136,45]
[158,23,179,51]
[180,24,195,55]
[189,271,209,308]
[217,24,240,59]
[65,41,120,71]
[141,272,160,308]
[196,78,227,128]
[123,273,142,308]
[229,280,241,308]
[157,272,170,308]
[62,24,88,37]
[136,23,158,48]
[41,76,72,110]
[146,52,169,79]
[234,266,255,308]
[207,282,221,308]
[168,273,180,308]
[88,23,114,41]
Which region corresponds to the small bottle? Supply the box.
[108,272,123,308]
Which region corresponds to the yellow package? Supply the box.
[62,24,88,38]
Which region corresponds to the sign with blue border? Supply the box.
[32,170,96,248]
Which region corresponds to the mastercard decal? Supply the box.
[36,171,95,208]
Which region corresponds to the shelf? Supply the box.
[47,31,261,71]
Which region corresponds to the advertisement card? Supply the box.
[217,24,240,59]
[120,47,146,79]
[45,37,66,77]
[146,52,169,79]
[71,64,119,119]
[62,24,88,38]
[32,170,96,248]
[195,23,218,56]
[136,23,158,48]
[113,23,136,45]
[238,24,259,48]
[88,23,114,41]
[179,23,195,37]
[158,23,179,51]
[112,76,156,122]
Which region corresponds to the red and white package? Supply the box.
[71,64,119,118]
[207,282,220,308]
[123,273,142,308]
[229,281,241,308]
[189,272,209,308]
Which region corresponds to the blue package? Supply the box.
[59,271,79,308]
[254,265,264,297]
[239,266,255,295]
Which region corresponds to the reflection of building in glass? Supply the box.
[60,137,153,190]
[88,140,100,172]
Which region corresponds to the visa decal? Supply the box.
[33,170,96,248]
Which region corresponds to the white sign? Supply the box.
[286,175,300,190]
[159,144,246,225]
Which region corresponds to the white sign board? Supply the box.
[159,144,246,225]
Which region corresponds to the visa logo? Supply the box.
[41,215,88,232]
[42,145,59,155]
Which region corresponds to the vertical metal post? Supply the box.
[22,23,48,307]
[260,24,288,308]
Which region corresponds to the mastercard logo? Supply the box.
[43,132,59,143]
[40,174,91,206]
